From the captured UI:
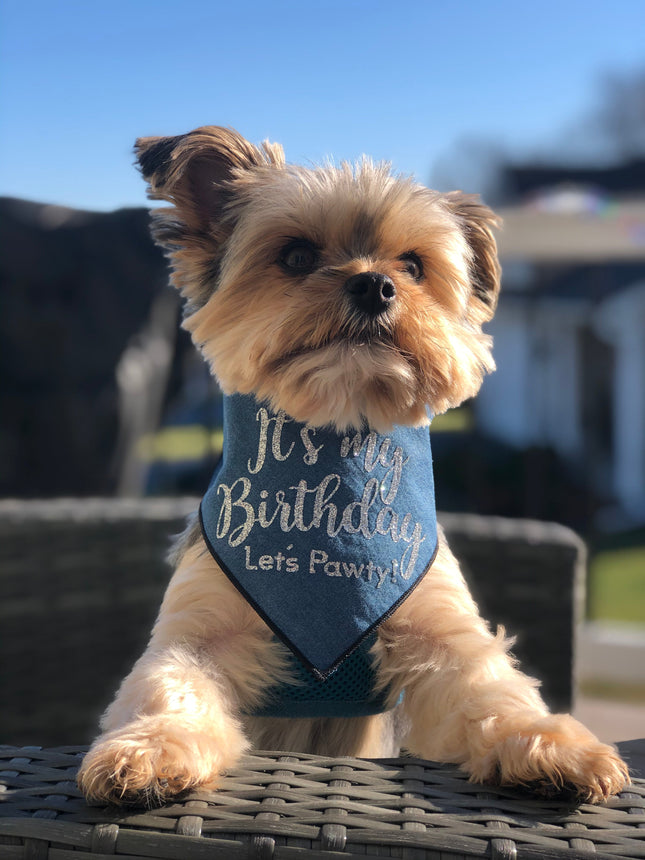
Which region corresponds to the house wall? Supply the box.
[593,282,645,520]
[477,301,535,448]
[532,302,584,461]
[477,298,584,458]
[478,282,645,523]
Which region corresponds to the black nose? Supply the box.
[344,272,396,316]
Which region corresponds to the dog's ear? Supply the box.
[135,126,285,231]
[444,192,501,323]
[134,127,284,308]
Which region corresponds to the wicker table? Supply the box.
[1,746,644,859]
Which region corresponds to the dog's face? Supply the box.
[136,127,500,431]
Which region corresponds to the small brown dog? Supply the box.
[78,126,628,806]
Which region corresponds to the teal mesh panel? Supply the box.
[246,632,402,718]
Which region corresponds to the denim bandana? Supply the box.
[200,393,438,682]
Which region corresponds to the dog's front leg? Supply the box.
[377,531,629,801]
[77,643,249,805]
[78,540,277,806]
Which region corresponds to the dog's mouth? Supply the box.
[270,327,395,370]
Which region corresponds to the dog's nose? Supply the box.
[344,272,396,316]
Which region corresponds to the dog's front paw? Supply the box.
[78,716,244,806]
[468,713,629,803]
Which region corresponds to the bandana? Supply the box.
[200,393,438,682]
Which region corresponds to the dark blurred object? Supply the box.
[0,197,169,496]
[144,370,224,496]
[0,498,584,746]
[505,159,645,199]
[433,433,594,532]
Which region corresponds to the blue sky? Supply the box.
[1,0,643,211]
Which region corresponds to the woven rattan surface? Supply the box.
[1,747,644,859]
[0,500,583,749]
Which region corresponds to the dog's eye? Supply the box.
[280,241,318,273]
[399,252,424,281]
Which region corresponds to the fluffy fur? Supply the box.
[78,126,628,806]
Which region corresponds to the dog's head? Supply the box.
[136,126,500,431]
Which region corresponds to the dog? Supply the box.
[78,126,628,806]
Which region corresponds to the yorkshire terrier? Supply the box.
[78,126,628,806]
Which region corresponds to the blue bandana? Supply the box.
[200,394,438,682]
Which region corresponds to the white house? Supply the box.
[476,191,645,525]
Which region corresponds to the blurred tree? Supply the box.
[592,68,645,160]
[430,137,510,206]
[432,66,645,201]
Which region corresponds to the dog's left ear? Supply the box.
[444,192,501,323]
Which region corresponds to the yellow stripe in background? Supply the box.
[138,426,224,463]
[431,407,473,433]
[138,408,469,465]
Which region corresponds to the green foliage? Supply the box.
[588,545,645,624]
[580,680,645,703]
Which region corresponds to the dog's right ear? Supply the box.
[135,127,284,309]
[135,126,284,231]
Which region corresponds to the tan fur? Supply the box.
[78,126,628,806]
[185,164,497,431]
